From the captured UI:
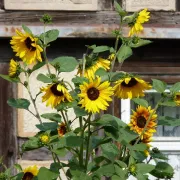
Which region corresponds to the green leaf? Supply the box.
[159,100,177,107]
[22,137,42,152]
[22,24,32,34]
[96,164,115,177]
[52,148,68,157]
[72,76,88,86]
[114,164,127,180]
[158,116,180,126]
[37,73,52,83]
[152,79,167,93]
[136,163,155,174]
[129,39,152,48]
[136,173,148,180]
[130,151,146,161]
[93,46,110,53]
[117,45,132,63]
[101,143,119,162]
[150,151,168,160]
[150,162,174,179]
[170,82,180,93]
[51,56,78,72]
[7,98,30,110]
[41,113,61,123]
[115,160,127,168]
[0,74,20,83]
[73,106,87,117]
[11,172,24,180]
[95,68,108,77]
[56,100,77,111]
[65,136,83,147]
[132,98,148,108]
[40,29,59,45]
[36,122,58,131]
[31,62,45,72]
[37,167,59,180]
[14,164,23,172]
[112,175,122,180]
[131,143,147,151]
[114,1,127,16]
[110,72,125,82]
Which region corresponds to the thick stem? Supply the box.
[82,54,86,77]
[79,117,84,166]
[60,110,71,131]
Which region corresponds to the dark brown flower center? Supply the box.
[50,84,64,96]
[25,37,36,51]
[87,87,99,100]
[137,116,146,128]
[121,78,138,87]
[58,124,67,136]
[22,172,34,180]
[176,95,180,100]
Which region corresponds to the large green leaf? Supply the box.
[101,143,119,162]
[136,163,155,174]
[114,164,127,180]
[40,29,59,45]
[36,122,58,131]
[129,39,152,48]
[152,79,167,93]
[150,162,174,179]
[41,113,61,123]
[73,106,87,117]
[170,82,180,93]
[131,143,147,151]
[117,45,132,63]
[22,24,32,34]
[132,98,148,108]
[93,46,110,53]
[37,167,59,180]
[158,116,180,126]
[51,56,78,72]
[114,1,127,16]
[7,98,30,110]
[37,73,52,83]
[65,136,83,147]
[31,62,45,72]
[0,74,20,83]
[150,151,168,160]
[96,164,115,177]
[159,100,177,107]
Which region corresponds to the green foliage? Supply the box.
[170,82,180,93]
[0,74,20,83]
[36,122,58,131]
[37,73,52,83]
[22,24,32,34]
[132,98,148,108]
[37,167,59,180]
[93,46,110,53]
[117,45,132,63]
[158,116,180,126]
[31,62,45,72]
[129,38,152,48]
[114,1,127,16]
[40,29,59,45]
[51,56,78,72]
[73,106,87,117]
[159,100,177,107]
[41,113,62,123]
[152,79,167,93]
[7,98,30,110]
[136,163,155,174]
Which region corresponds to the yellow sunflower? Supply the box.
[77,57,110,79]
[129,106,157,136]
[129,9,150,37]
[174,92,180,106]
[40,134,50,144]
[57,122,67,137]
[41,83,73,108]
[23,165,38,180]
[113,76,152,99]
[8,59,20,78]
[78,76,114,113]
[10,29,43,64]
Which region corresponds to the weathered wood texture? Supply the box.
[0,63,17,169]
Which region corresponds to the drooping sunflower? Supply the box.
[113,76,152,99]
[77,57,110,79]
[41,83,73,108]
[22,165,38,180]
[129,106,157,136]
[58,122,67,137]
[8,59,20,78]
[10,29,43,64]
[78,76,114,113]
[174,92,180,106]
[128,9,150,37]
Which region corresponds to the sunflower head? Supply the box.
[114,75,152,99]
[174,92,180,106]
[128,8,150,37]
[40,134,50,144]
[8,59,21,78]
[23,165,38,180]
[58,122,67,137]
[10,29,43,64]
[78,76,114,113]
[77,57,110,79]
[129,106,157,136]
[41,83,73,108]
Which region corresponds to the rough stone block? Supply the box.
[5,0,98,11]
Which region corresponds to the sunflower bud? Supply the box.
[40,14,52,24]
[129,164,137,175]
[40,134,50,144]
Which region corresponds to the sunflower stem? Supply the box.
[79,117,84,166]
[85,114,92,169]
[60,110,71,132]
[64,81,74,91]
[82,54,86,77]
[134,98,164,145]
[25,73,43,125]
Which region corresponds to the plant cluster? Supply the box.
[0,2,179,180]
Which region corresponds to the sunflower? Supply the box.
[129,106,157,136]
[129,9,150,37]
[113,76,152,99]
[174,92,180,106]
[41,83,73,108]
[10,29,43,64]
[40,134,50,144]
[58,122,67,137]
[8,59,20,78]
[22,165,38,180]
[78,76,114,113]
[77,57,110,79]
